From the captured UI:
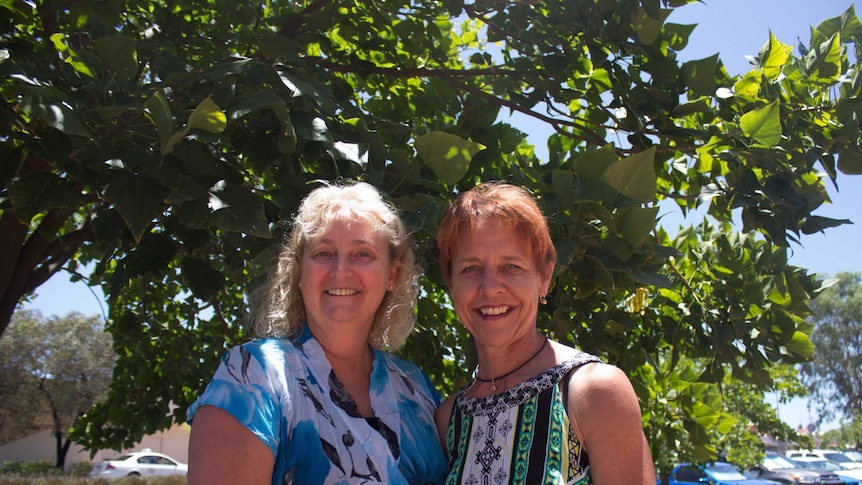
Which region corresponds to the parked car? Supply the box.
[786,450,862,469]
[89,449,188,479]
[792,457,862,484]
[746,452,845,485]
[662,462,781,484]
[845,452,862,463]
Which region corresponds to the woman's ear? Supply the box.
[539,262,554,295]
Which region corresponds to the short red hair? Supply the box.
[437,182,557,284]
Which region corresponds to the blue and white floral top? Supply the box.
[187,327,446,485]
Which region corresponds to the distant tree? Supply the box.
[0,310,115,469]
[820,420,862,450]
[801,272,862,428]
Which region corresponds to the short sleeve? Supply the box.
[187,343,283,456]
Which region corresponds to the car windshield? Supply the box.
[845,451,862,462]
[707,464,747,480]
[115,454,134,461]
[764,455,801,470]
[823,452,853,463]
[801,460,842,471]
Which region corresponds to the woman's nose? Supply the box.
[478,269,504,293]
[330,254,351,276]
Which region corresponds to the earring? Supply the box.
[540,295,547,305]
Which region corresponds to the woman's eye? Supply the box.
[312,250,332,259]
[461,265,479,273]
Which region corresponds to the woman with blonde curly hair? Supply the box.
[188,182,446,485]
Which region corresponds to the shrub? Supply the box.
[0,462,61,477]
[63,463,91,478]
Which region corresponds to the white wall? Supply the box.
[0,424,190,468]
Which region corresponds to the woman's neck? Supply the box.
[314,329,377,417]
[472,331,548,394]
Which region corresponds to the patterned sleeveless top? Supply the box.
[443,353,602,485]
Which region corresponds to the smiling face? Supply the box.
[448,218,552,347]
[299,217,397,338]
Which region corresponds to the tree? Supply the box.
[2,0,860,466]
[801,272,862,427]
[0,310,115,468]
[820,420,862,449]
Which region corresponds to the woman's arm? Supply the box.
[566,362,656,485]
[434,395,456,450]
[188,405,275,485]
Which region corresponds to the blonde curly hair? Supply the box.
[250,182,419,350]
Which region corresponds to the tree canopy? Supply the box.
[802,272,862,426]
[2,0,861,472]
[0,310,115,468]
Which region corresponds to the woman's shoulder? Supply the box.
[550,340,603,368]
[377,351,440,397]
[222,337,300,365]
[378,350,426,374]
[232,336,293,351]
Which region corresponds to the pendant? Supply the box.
[490,380,497,392]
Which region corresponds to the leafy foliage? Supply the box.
[0,311,115,468]
[801,272,862,426]
[820,420,862,449]
[2,0,861,469]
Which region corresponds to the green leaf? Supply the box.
[49,33,94,78]
[740,101,781,147]
[801,215,852,234]
[165,96,226,154]
[733,71,763,98]
[631,7,670,46]
[416,131,486,186]
[572,143,618,179]
[804,33,842,84]
[271,104,297,154]
[812,5,862,48]
[785,330,814,359]
[208,182,272,238]
[93,34,138,79]
[7,172,80,221]
[681,54,719,97]
[755,31,792,80]
[615,205,660,248]
[603,146,657,203]
[103,172,169,242]
[188,96,227,134]
[552,170,574,211]
[229,90,285,120]
[837,144,862,175]
[144,90,173,154]
[292,111,334,143]
[181,257,226,301]
[276,66,328,101]
[21,86,92,137]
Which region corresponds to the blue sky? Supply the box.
[23,1,862,432]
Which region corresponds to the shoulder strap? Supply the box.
[560,353,601,413]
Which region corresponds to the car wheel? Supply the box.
[127,472,141,477]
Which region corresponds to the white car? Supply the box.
[792,457,862,482]
[90,449,188,479]
[786,449,862,469]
